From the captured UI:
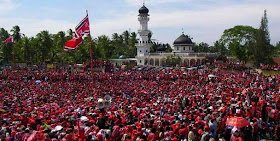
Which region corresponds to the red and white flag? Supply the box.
[64,12,90,51]
[64,35,83,50]
[5,37,13,45]
[75,14,90,38]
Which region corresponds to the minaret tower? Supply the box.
[136,3,152,65]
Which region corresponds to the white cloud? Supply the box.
[0,0,279,46]
[125,0,193,6]
[0,0,18,11]
[91,2,280,45]
[0,0,13,2]
[148,4,274,44]
[0,17,75,36]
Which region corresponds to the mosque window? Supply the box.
[140,50,142,52]
[177,47,179,50]
[183,47,185,50]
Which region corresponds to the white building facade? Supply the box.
[134,4,216,66]
[136,4,152,65]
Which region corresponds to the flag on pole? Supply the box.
[75,13,90,38]
[64,12,90,51]
[64,34,83,50]
[5,37,13,45]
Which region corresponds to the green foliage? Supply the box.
[194,42,210,52]
[209,41,230,56]
[0,28,11,65]
[275,41,280,56]
[0,12,275,66]
[220,25,258,62]
[254,10,273,65]
[150,42,173,53]
[165,55,181,67]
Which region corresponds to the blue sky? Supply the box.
[0,0,279,46]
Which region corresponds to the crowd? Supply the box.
[0,65,279,141]
[216,62,248,71]
[259,64,280,71]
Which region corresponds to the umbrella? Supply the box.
[80,116,89,121]
[35,80,41,84]
[226,117,249,127]
[208,74,217,78]
[54,125,63,131]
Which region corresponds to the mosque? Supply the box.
[111,4,218,67]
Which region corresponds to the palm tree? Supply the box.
[122,30,129,46]
[127,32,137,57]
[11,25,21,42]
[97,35,114,59]
[0,28,10,64]
[52,31,66,63]
[10,25,21,65]
[21,37,31,63]
[36,30,53,63]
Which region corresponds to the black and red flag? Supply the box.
[64,13,90,51]
[64,33,83,51]
[75,13,90,38]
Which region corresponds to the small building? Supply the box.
[173,34,194,53]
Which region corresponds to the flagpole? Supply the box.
[87,10,94,78]
[12,43,15,67]
[88,35,94,77]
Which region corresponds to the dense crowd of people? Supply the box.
[216,62,248,71]
[259,64,280,71]
[0,65,279,141]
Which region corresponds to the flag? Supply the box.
[64,34,83,50]
[63,12,90,51]
[5,37,13,45]
[75,14,90,38]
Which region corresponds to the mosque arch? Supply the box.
[150,58,154,65]
[145,58,149,65]
[197,59,201,65]
[161,58,166,66]
[184,59,189,66]
[155,59,159,66]
[190,59,196,66]
[201,59,206,64]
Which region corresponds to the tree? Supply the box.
[126,32,137,57]
[11,25,21,42]
[275,41,280,56]
[209,41,229,56]
[0,28,11,64]
[36,30,53,63]
[165,55,181,67]
[52,31,66,63]
[21,37,31,63]
[150,42,159,52]
[122,30,129,46]
[96,35,114,59]
[254,10,273,65]
[220,25,257,62]
[194,42,210,52]
[165,43,172,53]
[111,33,125,57]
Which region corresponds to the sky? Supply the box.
[0,0,279,46]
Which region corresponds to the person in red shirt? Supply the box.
[252,118,259,141]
